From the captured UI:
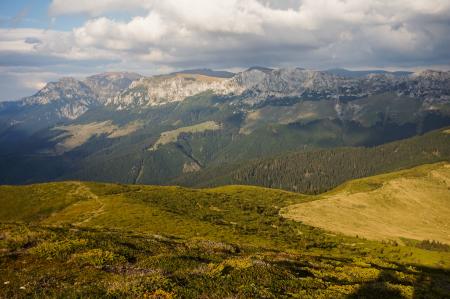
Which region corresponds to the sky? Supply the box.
[0,0,449,101]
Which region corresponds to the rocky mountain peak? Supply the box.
[86,72,142,82]
[411,70,450,80]
[229,68,342,104]
[227,68,268,91]
[365,73,394,80]
[108,73,230,108]
[22,77,94,106]
[406,70,450,99]
[84,72,142,103]
[5,67,450,119]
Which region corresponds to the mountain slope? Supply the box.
[282,163,450,244]
[0,68,449,186]
[0,72,141,132]
[1,165,450,297]
[175,128,450,193]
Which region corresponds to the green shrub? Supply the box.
[0,225,53,251]
[207,257,253,276]
[106,273,173,297]
[29,239,87,259]
[416,240,450,252]
[70,248,126,267]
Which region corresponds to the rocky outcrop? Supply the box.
[224,68,450,105]
[11,72,140,121]
[84,72,142,103]
[107,73,231,109]
[4,68,450,120]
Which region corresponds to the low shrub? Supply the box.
[69,248,126,268]
[29,239,87,259]
[106,273,173,297]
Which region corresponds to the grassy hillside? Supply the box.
[1,168,450,298]
[282,163,450,245]
[177,127,450,193]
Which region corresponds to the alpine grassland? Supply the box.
[1,164,449,298]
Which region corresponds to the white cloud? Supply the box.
[1,0,450,101]
[73,13,168,50]
[5,1,447,69]
[62,0,448,68]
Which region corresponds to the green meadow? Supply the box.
[1,164,449,298]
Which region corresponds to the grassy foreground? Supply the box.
[1,165,450,298]
[282,163,450,244]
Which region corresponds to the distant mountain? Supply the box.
[246,66,274,73]
[106,73,232,108]
[171,68,235,78]
[325,68,412,78]
[0,72,141,131]
[0,67,449,185]
[84,72,142,102]
[3,68,449,117]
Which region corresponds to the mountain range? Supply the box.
[0,67,449,187]
[1,67,450,298]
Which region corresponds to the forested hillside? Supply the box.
[0,68,449,186]
[177,128,450,193]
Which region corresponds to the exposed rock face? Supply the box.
[407,70,450,99]
[105,68,450,109]
[19,78,97,120]
[22,78,95,106]
[107,74,230,109]
[3,68,449,122]
[183,162,202,173]
[224,69,269,93]
[84,72,142,103]
[226,68,450,105]
[236,68,344,104]
[10,72,140,121]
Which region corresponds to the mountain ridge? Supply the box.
[4,68,450,112]
[0,67,449,187]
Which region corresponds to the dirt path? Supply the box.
[69,182,98,200]
[41,182,107,226]
[72,183,105,226]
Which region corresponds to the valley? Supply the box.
[0,68,449,187]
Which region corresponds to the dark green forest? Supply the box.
[177,128,450,194]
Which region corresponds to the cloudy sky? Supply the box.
[1,0,449,101]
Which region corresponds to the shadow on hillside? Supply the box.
[349,265,450,299]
